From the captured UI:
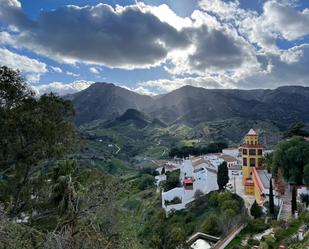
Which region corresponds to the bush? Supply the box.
[165,196,182,206]
[217,191,232,204]
[248,218,269,233]
[202,214,221,236]
[138,174,154,190]
[140,167,158,176]
[220,199,239,212]
[259,242,269,249]
[273,226,284,240]
[208,192,219,207]
[247,238,260,246]
[251,201,263,218]
[163,170,180,191]
[263,235,275,245]
[299,211,309,223]
[224,208,237,218]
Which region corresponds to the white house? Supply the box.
[161,157,218,214]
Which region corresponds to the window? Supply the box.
[250,158,256,167]
[243,149,247,155]
[249,149,256,155]
[243,158,247,166]
[258,149,262,155]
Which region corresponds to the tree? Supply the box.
[300,194,309,207]
[0,66,34,109]
[46,165,125,249]
[138,174,154,190]
[272,136,309,185]
[283,122,309,138]
[161,166,165,175]
[269,178,275,216]
[291,186,297,215]
[250,200,263,218]
[202,214,221,236]
[0,66,76,217]
[163,170,180,191]
[275,168,285,195]
[304,163,309,185]
[217,161,229,190]
[51,160,80,216]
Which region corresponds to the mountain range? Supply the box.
[68,83,309,128]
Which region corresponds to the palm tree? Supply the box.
[51,160,80,216]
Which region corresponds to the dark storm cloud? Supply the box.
[0,2,189,68]
[186,26,250,71]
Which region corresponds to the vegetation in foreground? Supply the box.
[1,66,309,249]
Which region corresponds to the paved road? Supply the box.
[115,144,121,154]
[230,176,255,210]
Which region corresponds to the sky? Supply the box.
[0,0,309,95]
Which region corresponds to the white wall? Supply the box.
[222,148,239,158]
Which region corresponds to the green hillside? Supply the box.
[77,113,283,172]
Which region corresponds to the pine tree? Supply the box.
[269,178,275,216]
[291,186,297,215]
[217,161,229,190]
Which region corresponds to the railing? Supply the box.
[213,223,246,249]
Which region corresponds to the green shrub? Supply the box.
[138,174,154,190]
[163,170,181,191]
[208,192,219,207]
[220,199,239,212]
[251,201,263,218]
[273,226,285,240]
[299,211,309,223]
[248,218,269,233]
[263,235,275,245]
[202,214,221,236]
[165,196,182,205]
[247,238,260,246]
[259,241,269,249]
[224,208,237,218]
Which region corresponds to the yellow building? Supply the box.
[240,129,263,194]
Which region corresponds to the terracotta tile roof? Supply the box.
[219,154,237,162]
[183,178,194,184]
[192,158,207,167]
[165,165,177,171]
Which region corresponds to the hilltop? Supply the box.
[68,83,309,127]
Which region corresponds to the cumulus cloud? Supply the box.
[139,75,236,93]
[50,66,62,73]
[1,0,309,92]
[35,80,94,95]
[0,47,47,82]
[66,71,80,77]
[0,1,189,69]
[89,67,99,74]
[238,44,309,89]
[167,25,258,76]
[139,43,309,93]
[263,1,309,41]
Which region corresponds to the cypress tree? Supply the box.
[217,161,229,190]
[269,178,275,216]
[291,186,297,215]
[161,166,165,175]
[250,200,263,218]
